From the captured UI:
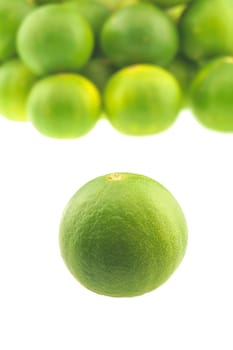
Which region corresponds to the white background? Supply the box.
[0,111,232,349]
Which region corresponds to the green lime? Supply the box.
[101,3,179,67]
[104,64,182,135]
[166,56,198,107]
[36,0,64,3]
[27,74,101,138]
[36,0,64,4]
[0,59,37,122]
[190,57,233,132]
[63,0,111,37]
[165,4,187,24]
[0,0,35,61]
[79,57,115,92]
[152,0,190,7]
[180,0,233,62]
[17,4,94,75]
[98,0,137,11]
[59,172,188,297]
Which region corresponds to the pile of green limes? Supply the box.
[0,0,233,137]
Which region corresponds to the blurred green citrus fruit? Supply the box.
[0,0,35,61]
[167,56,197,107]
[79,57,115,92]
[27,74,101,138]
[191,57,233,132]
[36,0,64,4]
[63,0,111,37]
[0,59,37,121]
[101,3,178,67]
[152,0,190,7]
[17,4,94,75]
[104,64,182,135]
[180,0,233,61]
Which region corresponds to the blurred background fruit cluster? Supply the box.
[0,0,233,138]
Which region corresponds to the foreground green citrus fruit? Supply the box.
[17,4,94,75]
[0,59,37,122]
[101,3,178,67]
[104,64,182,135]
[180,0,233,62]
[59,172,188,297]
[0,0,35,61]
[190,57,233,132]
[27,74,101,138]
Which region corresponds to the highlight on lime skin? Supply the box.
[59,172,188,298]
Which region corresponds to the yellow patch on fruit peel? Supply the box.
[127,64,142,72]
[107,173,124,181]
[225,57,233,63]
